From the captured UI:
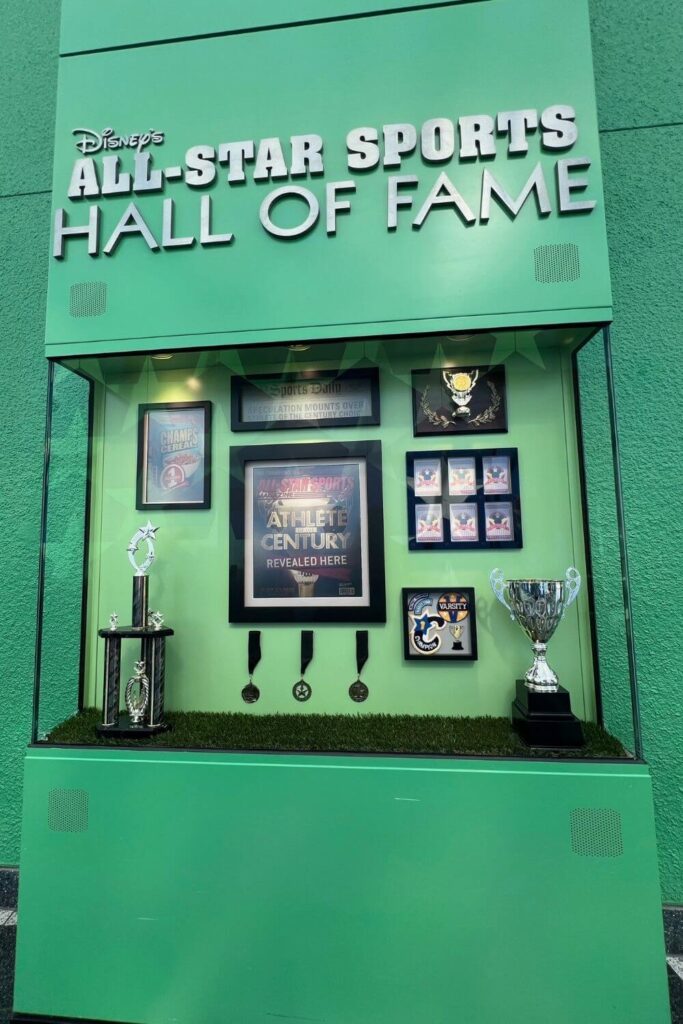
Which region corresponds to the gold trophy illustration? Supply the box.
[443,369,480,418]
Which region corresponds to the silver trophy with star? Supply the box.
[97,523,173,737]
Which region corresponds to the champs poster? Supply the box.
[144,407,207,504]
[247,459,368,606]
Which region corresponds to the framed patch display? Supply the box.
[411,365,507,436]
[229,440,386,623]
[136,401,211,511]
[406,448,522,550]
[231,368,380,431]
[403,588,478,661]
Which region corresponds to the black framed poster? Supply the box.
[231,369,380,431]
[136,401,212,511]
[411,365,507,436]
[403,588,478,661]
[406,448,522,550]
[229,441,386,623]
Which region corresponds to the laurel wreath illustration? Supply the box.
[419,380,501,429]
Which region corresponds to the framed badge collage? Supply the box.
[130,360,514,675]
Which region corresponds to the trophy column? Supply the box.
[132,574,149,628]
[148,635,166,728]
[97,523,173,738]
[101,634,122,728]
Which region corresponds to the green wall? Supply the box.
[587,0,683,903]
[1,0,682,905]
[0,0,61,864]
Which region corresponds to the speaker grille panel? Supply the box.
[570,807,623,858]
[534,243,580,283]
[70,281,107,318]
[48,788,89,833]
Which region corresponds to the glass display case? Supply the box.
[32,326,642,760]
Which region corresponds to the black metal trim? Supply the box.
[12,1014,135,1024]
[77,374,95,712]
[31,362,55,744]
[570,348,604,726]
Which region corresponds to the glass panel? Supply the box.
[34,330,641,758]
[36,364,90,739]
[576,331,637,755]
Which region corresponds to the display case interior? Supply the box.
[34,328,640,758]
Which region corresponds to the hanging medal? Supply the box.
[241,630,261,704]
[349,630,369,703]
[292,630,314,702]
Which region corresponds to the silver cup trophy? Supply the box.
[490,568,581,692]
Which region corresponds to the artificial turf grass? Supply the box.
[47,707,628,759]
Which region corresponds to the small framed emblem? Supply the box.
[137,401,212,511]
[448,457,477,496]
[485,501,515,542]
[403,588,478,661]
[406,448,522,549]
[415,504,444,543]
[412,365,507,436]
[414,458,442,497]
[483,455,511,494]
[449,503,479,542]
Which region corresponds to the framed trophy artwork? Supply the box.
[229,440,386,623]
[402,588,478,661]
[136,401,212,511]
[231,368,381,431]
[406,448,522,550]
[411,365,507,437]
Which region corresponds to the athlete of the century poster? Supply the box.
[244,457,369,608]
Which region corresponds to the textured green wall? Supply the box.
[1,0,682,907]
[0,0,60,864]
[588,0,683,901]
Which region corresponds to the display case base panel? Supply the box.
[511,679,585,748]
[14,747,669,1024]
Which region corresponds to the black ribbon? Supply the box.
[300,631,314,678]
[248,631,261,676]
[356,630,369,677]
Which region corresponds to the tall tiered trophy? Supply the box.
[97,523,173,736]
[490,568,585,748]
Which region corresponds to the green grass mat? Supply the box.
[46,708,628,759]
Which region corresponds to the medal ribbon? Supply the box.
[356,630,369,678]
[248,630,261,679]
[300,630,314,679]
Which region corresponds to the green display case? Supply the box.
[12,2,672,1022]
[32,327,640,755]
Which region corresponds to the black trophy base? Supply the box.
[511,679,585,749]
[96,714,171,738]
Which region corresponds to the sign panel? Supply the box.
[59,0,481,55]
[47,0,611,356]
[231,370,380,430]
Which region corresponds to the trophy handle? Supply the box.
[561,566,582,617]
[490,568,515,620]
